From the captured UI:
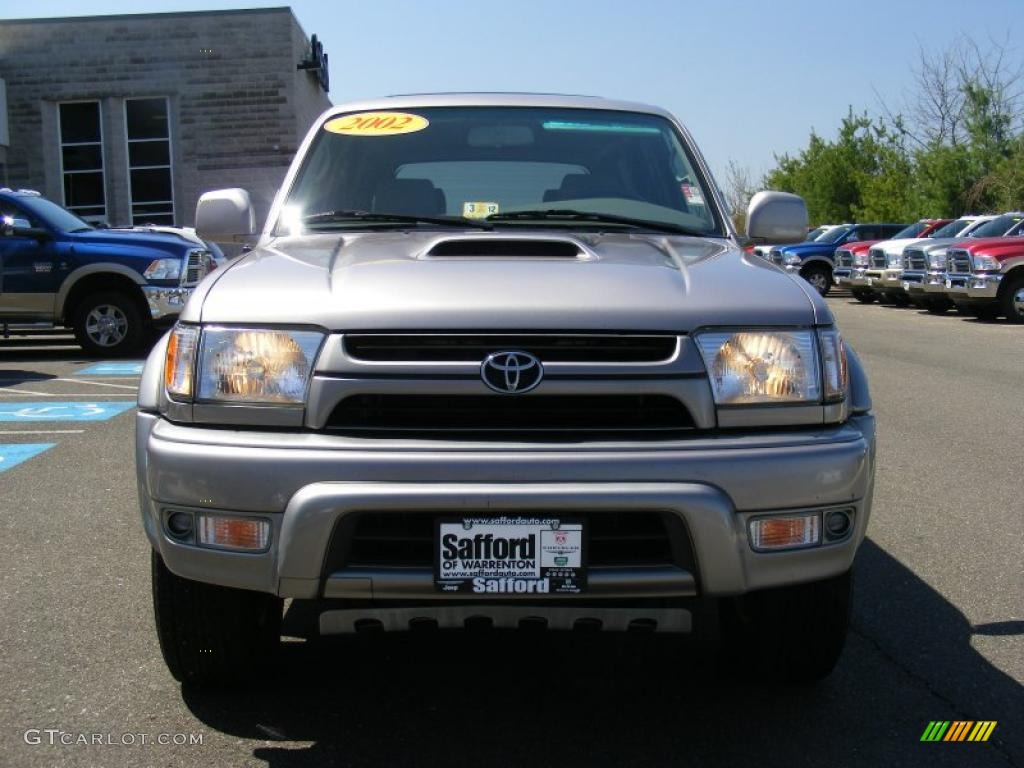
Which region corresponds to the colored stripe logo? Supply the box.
[921,721,997,742]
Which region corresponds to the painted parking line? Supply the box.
[0,443,56,473]
[0,401,135,422]
[78,361,145,375]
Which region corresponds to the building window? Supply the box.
[125,97,174,225]
[59,101,107,222]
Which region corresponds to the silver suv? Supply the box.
[136,94,876,686]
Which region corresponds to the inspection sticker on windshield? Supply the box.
[681,182,705,206]
[462,202,499,219]
[323,111,429,136]
[435,517,585,594]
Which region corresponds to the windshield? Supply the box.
[969,214,1022,238]
[931,219,971,238]
[816,225,852,244]
[15,196,93,233]
[804,226,827,241]
[892,221,926,239]
[280,107,723,236]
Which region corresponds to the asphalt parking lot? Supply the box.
[0,298,1021,768]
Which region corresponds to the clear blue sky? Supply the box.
[4,0,1021,185]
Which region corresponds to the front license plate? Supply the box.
[435,516,585,595]
[864,277,873,285]
[902,281,911,291]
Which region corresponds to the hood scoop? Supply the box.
[424,235,590,260]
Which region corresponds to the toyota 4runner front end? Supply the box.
[136,94,876,687]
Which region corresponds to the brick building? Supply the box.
[0,7,331,227]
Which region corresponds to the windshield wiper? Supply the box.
[485,209,708,236]
[302,210,492,230]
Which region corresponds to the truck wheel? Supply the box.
[925,298,952,315]
[151,550,281,686]
[801,265,831,296]
[851,289,875,304]
[889,292,910,307]
[999,274,1024,324]
[72,291,148,356]
[722,570,851,684]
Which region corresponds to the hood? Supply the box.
[66,229,196,259]
[189,231,826,331]
[878,236,936,255]
[842,240,880,255]
[957,236,1024,255]
[779,241,837,255]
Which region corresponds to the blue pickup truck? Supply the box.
[768,222,906,296]
[0,189,219,355]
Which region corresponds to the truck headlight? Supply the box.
[972,254,1000,272]
[696,331,821,404]
[197,328,324,404]
[784,254,802,265]
[886,253,902,268]
[928,251,948,269]
[853,253,868,267]
[144,258,183,281]
[164,325,324,405]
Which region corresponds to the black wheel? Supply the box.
[852,290,875,304]
[999,274,1024,324]
[801,265,832,296]
[925,298,952,315]
[876,293,892,305]
[976,305,1001,322]
[722,570,851,684]
[152,550,282,686]
[890,292,911,307]
[72,290,148,356]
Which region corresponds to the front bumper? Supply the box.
[834,267,855,286]
[863,268,904,294]
[136,412,876,606]
[142,285,194,321]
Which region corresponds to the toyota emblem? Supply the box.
[480,351,544,394]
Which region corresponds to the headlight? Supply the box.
[197,328,324,404]
[972,254,1000,272]
[853,253,868,266]
[927,253,946,269]
[886,253,902,268]
[696,331,822,405]
[144,258,183,281]
[164,325,325,405]
[784,254,802,265]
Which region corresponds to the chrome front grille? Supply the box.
[904,248,927,271]
[947,249,972,273]
[182,250,211,286]
[836,249,854,268]
[869,248,887,269]
[344,334,678,363]
[769,248,784,265]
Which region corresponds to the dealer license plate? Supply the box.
[435,517,585,595]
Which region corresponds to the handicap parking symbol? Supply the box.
[78,361,145,375]
[0,401,135,422]
[0,443,55,473]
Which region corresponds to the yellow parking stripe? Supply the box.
[980,722,997,741]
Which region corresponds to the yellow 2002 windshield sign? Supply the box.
[324,112,429,136]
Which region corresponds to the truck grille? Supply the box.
[333,511,690,568]
[324,394,695,439]
[947,249,972,273]
[904,247,927,271]
[183,250,211,286]
[835,249,854,268]
[869,248,887,269]
[769,248,784,265]
[344,334,678,363]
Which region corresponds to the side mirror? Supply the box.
[745,191,809,245]
[1,216,48,239]
[195,188,256,243]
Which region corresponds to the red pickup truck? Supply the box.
[943,233,1024,322]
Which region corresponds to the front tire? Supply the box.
[72,290,148,356]
[152,550,282,686]
[801,265,832,296]
[925,297,952,315]
[999,274,1024,324]
[722,570,852,684]
[852,289,875,304]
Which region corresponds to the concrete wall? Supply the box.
[0,7,332,227]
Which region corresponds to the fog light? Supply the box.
[824,509,853,540]
[749,514,820,551]
[166,511,194,540]
[197,515,270,551]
